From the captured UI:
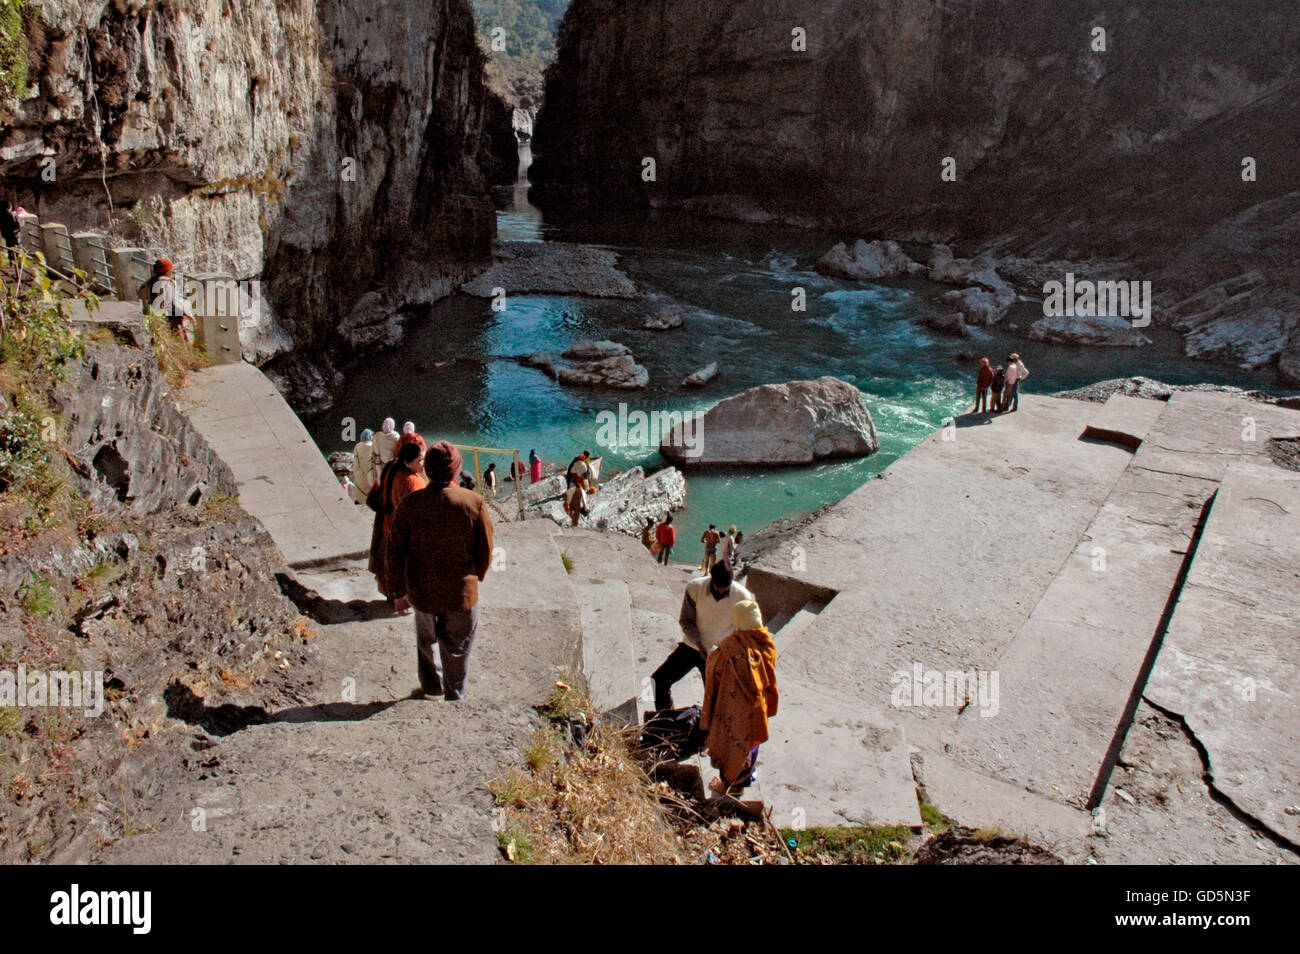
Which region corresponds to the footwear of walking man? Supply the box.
[388,441,494,700]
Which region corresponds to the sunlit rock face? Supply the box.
[5,0,513,392]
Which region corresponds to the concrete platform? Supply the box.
[912,747,1093,860]
[1144,459,1300,846]
[948,436,1218,805]
[747,390,1300,846]
[181,362,372,568]
[760,395,1140,753]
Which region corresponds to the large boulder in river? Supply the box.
[817,239,926,281]
[557,340,650,389]
[661,376,878,467]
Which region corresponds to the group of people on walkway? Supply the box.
[351,420,773,796]
[972,353,1030,414]
[362,426,495,701]
[640,517,744,570]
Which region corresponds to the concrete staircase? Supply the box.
[103,519,583,864]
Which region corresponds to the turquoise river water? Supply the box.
[305,158,1292,555]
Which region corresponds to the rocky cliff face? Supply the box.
[1,0,515,405]
[0,336,313,862]
[533,0,1300,380]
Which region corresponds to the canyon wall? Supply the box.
[532,0,1300,379]
[1,0,515,407]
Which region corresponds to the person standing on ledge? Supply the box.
[388,441,494,701]
[138,258,195,345]
[700,524,721,572]
[370,437,427,604]
[973,357,994,414]
[641,516,656,553]
[374,418,400,466]
[1004,352,1029,412]
[651,561,752,711]
[1,198,21,278]
[719,525,738,569]
[352,429,377,500]
[655,513,676,565]
[529,448,543,484]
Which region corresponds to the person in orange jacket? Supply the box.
[701,600,778,796]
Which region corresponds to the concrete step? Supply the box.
[631,607,705,711]
[911,746,1092,860]
[573,577,640,723]
[182,362,372,569]
[102,697,537,864]
[775,600,827,643]
[1082,393,1165,449]
[758,678,922,830]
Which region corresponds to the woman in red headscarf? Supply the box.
[973,357,994,414]
[369,435,428,603]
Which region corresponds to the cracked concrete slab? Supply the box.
[1144,459,1300,846]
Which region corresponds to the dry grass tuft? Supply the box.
[491,687,791,865]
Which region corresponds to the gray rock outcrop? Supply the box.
[1029,314,1153,347]
[4,0,514,404]
[660,376,879,467]
[817,239,926,281]
[922,312,971,338]
[642,304,685,330]
[556,341,649,389]
[528,466,686,535]
[681,362,719,388]
[462,242,640,299]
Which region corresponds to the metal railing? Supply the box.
[453,444,526,520]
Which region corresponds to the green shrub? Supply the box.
[0,0,29,124]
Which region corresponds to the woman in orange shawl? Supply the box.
[369,436,428,603]
[700,599,778,796]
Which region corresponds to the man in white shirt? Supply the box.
[651,562,753,710]
[1003,353,1029,412]
[719,526,737,568]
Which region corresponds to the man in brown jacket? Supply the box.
[388,441,494,700]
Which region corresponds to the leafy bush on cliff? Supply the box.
[472,0,568,104]
[0,0,29,124]
[0,253,94,531]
